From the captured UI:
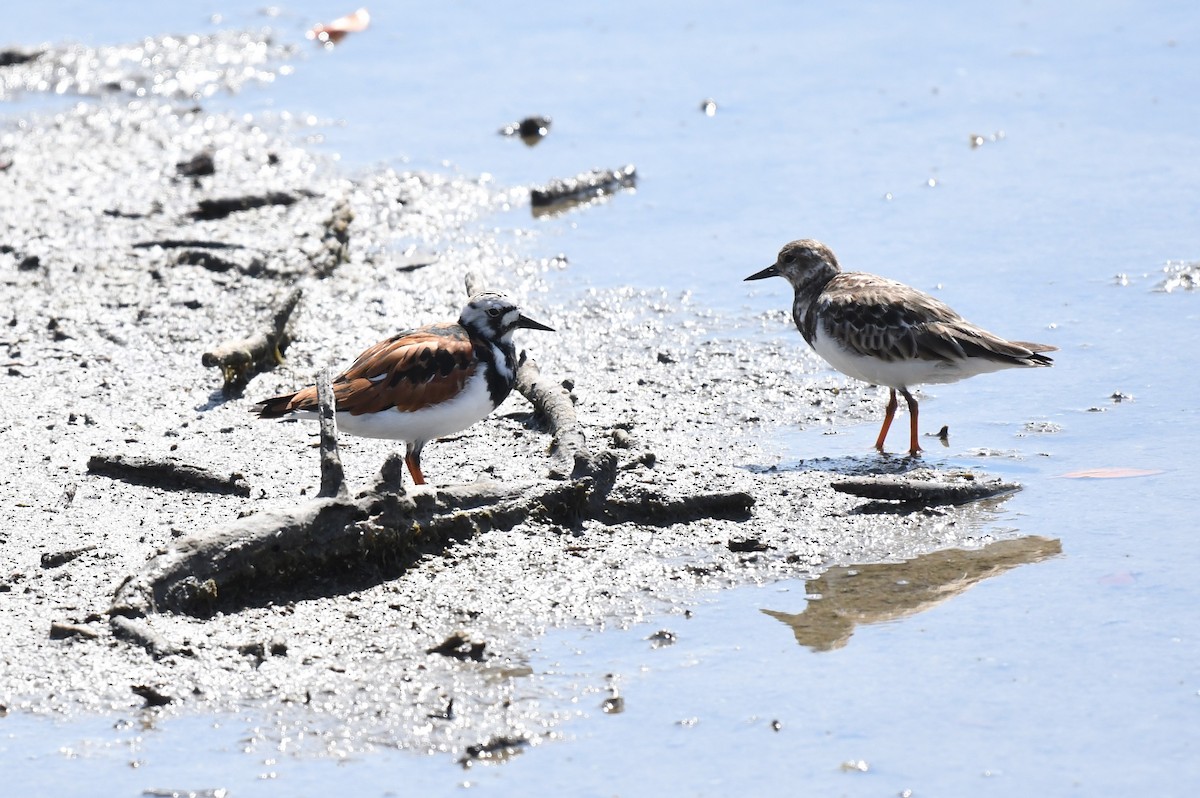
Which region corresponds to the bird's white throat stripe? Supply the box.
[488,341,513,382]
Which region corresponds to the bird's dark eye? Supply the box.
[486,308,501,318]
[781,252,796,264]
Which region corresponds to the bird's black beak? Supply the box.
[744,264,779,281]
[516,314,555,332]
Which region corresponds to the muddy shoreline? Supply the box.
[0,31,1026,758]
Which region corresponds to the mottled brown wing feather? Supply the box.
[821,273,1055,366]
[259,324,478,417]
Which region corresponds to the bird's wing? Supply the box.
[818,274,961,363]
[271,324,479,416]
[819,273,1052,366]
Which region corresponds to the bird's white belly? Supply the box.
[812,326,1008,389]
[292,372,498,443]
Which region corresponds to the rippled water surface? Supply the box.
[5,0,1199,795]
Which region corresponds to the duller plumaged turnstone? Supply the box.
[745,239,1057,456]
[253,292,554,484]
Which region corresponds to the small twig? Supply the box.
[317,366,347,498]
[201,286,302,395]
[49,621,100,640]
[110,615,186,659]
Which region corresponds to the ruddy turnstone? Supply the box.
[253,292,553,484]
[745,239,1056,455]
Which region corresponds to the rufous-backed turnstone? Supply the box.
[745,239,1056,455]
[253,292,554,484]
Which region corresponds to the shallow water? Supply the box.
[5,0,1200,795]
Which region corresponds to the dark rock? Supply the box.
[176,149,216,177]
[41,545,98,568]
[426,632,488,662]
[727,537,770,553]
[459,735,528,767]
[131,684,174,707]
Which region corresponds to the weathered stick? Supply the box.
[514,353,604,480]
[108,453,750,618]
[201,286,302,395]
[316,366,347,498]
[832,471,1020,507]
[133,239,245,250]
[602,486,755,524]
[40,545,98,568]
[110,614,186,659]
[530,164,636,217]
[464,273,486,297]
[87,453,251,496]
[109,456,588,617]
[190,190,306,220]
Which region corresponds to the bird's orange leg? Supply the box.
[900,388,922,456]
[404,453,427,485]
[874,389,899,451]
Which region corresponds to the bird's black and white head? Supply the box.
[745,239,842,295]
[459,292,554,344]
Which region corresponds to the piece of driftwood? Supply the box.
[394,254,437,272]
[107,425,753,619]
[190,190,308,220]
[40,545,98,568]
[49,621,100,640]
[174,248,265,276]
[110,614,187,659]
[109,459,596,617]
[832,470,1020,508]
[201,286,302,395]
[103,206,161,219]
[530,164,636,217]
[133,239,245,250]
[515,352,606,480]
[88,453,251,496]
[316,366,347,499]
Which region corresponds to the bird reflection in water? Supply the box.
[762,536,1062,652]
